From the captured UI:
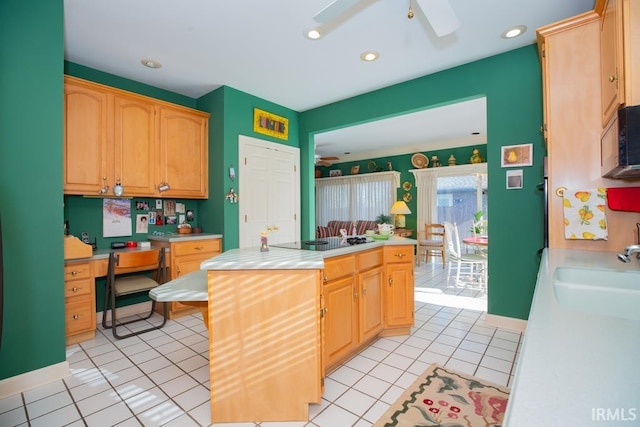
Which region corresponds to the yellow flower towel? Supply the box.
[563,188,608,240]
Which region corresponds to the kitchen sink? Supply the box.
[552,266,640,321]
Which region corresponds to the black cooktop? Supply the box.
[272,237,372,251]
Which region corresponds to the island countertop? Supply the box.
[504,248,640,426]
[200,236,415,270]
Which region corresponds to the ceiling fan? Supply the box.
[313,0,460,37]
[315,154,340,167]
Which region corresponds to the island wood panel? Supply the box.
[207,269,321,423]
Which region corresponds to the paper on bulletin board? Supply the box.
[103,199,132,237]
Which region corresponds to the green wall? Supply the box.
[196,86,301,250]
[316,145,489,232]
[299,46,545,320]
[0,0,65,379]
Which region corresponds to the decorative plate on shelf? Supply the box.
[402,181,412,191]
[403,192,412,202]
[411,153,429,169]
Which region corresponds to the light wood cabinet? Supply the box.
[63,75,209,198]
[323,248,385,370]
[64,261,96,344]
[151,237,222,318]
[63,79,110,195]
[158,106,208,198]
[600,0,624,126]
[322,255,357,368]
[383,245,414,332]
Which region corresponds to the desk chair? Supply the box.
[443,222,487,290]
[416,223,446,268]
[102,248,168,339]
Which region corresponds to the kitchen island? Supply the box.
[185,237,415,423]
[505,248,640,426]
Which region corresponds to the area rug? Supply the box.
[374,363,510,427]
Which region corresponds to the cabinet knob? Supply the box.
[177,267,181,276]
[609,75,617,83]
[72,314,80,320]
[323,275,328,282]
[396,253,405,258]
[71,270,78,276]
[195,246,203,251]
[72,287,79,292]
[362,287,367,295]
[388,277,393,286]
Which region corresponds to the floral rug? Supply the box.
[374,363,510,427]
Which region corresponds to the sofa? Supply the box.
[316,220,379,238]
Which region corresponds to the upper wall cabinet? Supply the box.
[600,0,640,125]
[600,0,624,126]
[158,106,208,198]
[63,76,209,198]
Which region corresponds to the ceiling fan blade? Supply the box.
[415,0,460,37]
[313,0,362,23]
[320,156,340,161]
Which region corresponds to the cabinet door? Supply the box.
[323,275,357,368]
[158,106,208,198]
[113,95,157,196]
[385,263,414,328]
[63,79,110,194]
[601,0,624,126]
[358,266,383,342]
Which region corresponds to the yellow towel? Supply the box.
[562,188,608,240]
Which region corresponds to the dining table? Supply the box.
[462,236,488,246]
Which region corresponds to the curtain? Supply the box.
[414,170,438,233]
[316,171,400,225]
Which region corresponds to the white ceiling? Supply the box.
[63,0,595,161]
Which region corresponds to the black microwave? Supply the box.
[602,105,640,179]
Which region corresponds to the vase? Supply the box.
[260,235,269,252]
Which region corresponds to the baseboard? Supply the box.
[0,361,69,400]
[484,313,527,333]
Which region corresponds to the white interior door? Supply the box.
[238,135,299,248]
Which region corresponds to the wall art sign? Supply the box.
[501,143,533,167]
[253,108,288,140]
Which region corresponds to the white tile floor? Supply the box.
[0,260,522,427]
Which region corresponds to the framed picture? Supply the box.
[253,108,288,140]
[501,143,533,167]
[329,169,342,177]
[350,165,360,175]
[506,169,523,189]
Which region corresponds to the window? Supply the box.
[315,171,400,225]
[437,173,487,240]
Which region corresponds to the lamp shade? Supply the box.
[389,201,411,215]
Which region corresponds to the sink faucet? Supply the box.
[617,245,640,263]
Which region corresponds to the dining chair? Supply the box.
[443,222,487,290]
[416,223,446,268]
[102,248,168,339]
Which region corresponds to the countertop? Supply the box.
[64,233,223,262]
[151,236,416,301]
[504,248,640,426]
[146,232,222,243]
[200,236,415,270]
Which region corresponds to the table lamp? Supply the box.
[390,201,411,229]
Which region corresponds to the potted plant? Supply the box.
[471,211,486,235]
[376,213,392,225]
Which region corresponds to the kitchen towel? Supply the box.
[562,188,608,240]
[607,186,640,212]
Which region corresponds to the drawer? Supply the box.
[323,255,355,281]
[65,299,95,335]
[173,239,221,257]
[357,248,383,271]
[64,263,91,281]
[64,278,92,298]
[384,245,414,263]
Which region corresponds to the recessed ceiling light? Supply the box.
[360,51,379,62]
[141,59,162,69]
[501,25,527,39]
[306,28,323,40]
